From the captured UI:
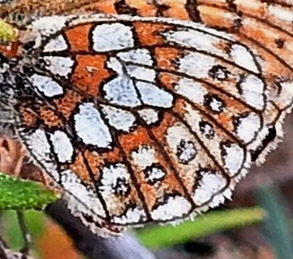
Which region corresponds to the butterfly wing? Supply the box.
[1,1,293,236]
[7,12,291,236]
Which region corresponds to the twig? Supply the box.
[46,200,157,259]
[16,211,31,258]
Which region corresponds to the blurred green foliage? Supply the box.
[137,207,266,248]
[2,210,46,257]
[256,185,293,259]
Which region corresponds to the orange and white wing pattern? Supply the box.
[1,0,293,236]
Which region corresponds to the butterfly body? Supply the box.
[1,1,293,236]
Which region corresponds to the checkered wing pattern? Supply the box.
[1,0,293,235]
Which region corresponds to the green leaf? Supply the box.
[137,207,266,249]
[0,172,59,210]
[0,19,18,42]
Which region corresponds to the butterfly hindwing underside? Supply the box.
[1,0,293,235]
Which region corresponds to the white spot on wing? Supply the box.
[101,105,136,132]
[235,113,261,143]
[126,65,156,82]
[151,196,192,221]
[221,143,244,176]
[32,15,67,36]
[175,78,207,104]
[179,52,216,78]
[193,171,226,206]
[49,130,74,163]
[230,44,259,73]
[29,74,63,97]
[104,58,141,107]
[138,108,159,125]
[43,35,68,52]
[117,48,153,66]
[136,81,173,108]
[92,23,134,52]
[107,57,123,74]
[209,97,224,113]
[269,5,293,22]
[74,103,112,148]
[131,146,157,170]
[239,75,264,110]
[103,76,141,107]
[43,56,74,77]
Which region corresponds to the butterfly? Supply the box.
[1,0,293,236]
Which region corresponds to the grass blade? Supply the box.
[137,207,266,249]
[256,185,293,259]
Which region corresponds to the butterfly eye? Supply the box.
[6,11,31,27]
[9,12,26,23]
